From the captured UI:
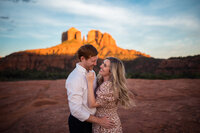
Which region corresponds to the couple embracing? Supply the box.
[65,44,135,133]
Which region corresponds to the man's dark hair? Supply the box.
[77,44,98,60]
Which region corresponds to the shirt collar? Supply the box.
[76,63,88,75]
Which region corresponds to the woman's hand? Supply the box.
[86,71,95,85]
[86,71,98,108]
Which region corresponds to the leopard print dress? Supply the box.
[93,81,122,133]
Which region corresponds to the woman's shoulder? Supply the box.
[102,80,112,86]
[99,81,113,92]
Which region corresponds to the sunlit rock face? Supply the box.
[62,27,82,42]
[86,29,150,60]
[0,27,152,71]
[25,27,150,60]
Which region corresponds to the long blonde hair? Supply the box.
[97,57,135,109]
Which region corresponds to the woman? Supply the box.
[86,57,135,133]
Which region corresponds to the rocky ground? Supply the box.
[0,79,200,133]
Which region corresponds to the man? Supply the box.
[65,44,114,133]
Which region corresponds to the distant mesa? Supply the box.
[26,27,150,60]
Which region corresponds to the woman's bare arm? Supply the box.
[86,71,100,108]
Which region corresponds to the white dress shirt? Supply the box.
[65,63,97,122]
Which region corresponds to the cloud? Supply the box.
[25,32,50,39]
[0,27,11,32]
[28,15,67,27]
[2,0,35,3]
[0,30,51,39]
[38,0,129,21]
[0,15,15,32]
[0,33,17,38]
[0,16,9,19]
[2,0,200,31]
[38,0,200,30]
[141,16,200,30]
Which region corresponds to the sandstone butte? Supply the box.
[26,27,150,60]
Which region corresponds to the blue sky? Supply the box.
[0,0,200,58]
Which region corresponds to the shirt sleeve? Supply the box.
[66,77,90,122]
[96,81,115,106]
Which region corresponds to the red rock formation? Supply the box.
[0,52,76,71]
[0,27,153,72]
[62,27,82,42]
[100,33,117,48]
[86,29,149,60]
[87,30,116,47]
[82,35,86,44]
[25,27,150,60]
[124,55,200,77]
[75,31,81,42]
[87,30,102,44]
[26,39,83,56]
[62,32,68,42]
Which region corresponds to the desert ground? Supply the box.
[0,79,200,133]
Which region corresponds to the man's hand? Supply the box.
[98,116,115,129]
[86,115,115,129]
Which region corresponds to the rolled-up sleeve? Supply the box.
[66,77,90,122]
